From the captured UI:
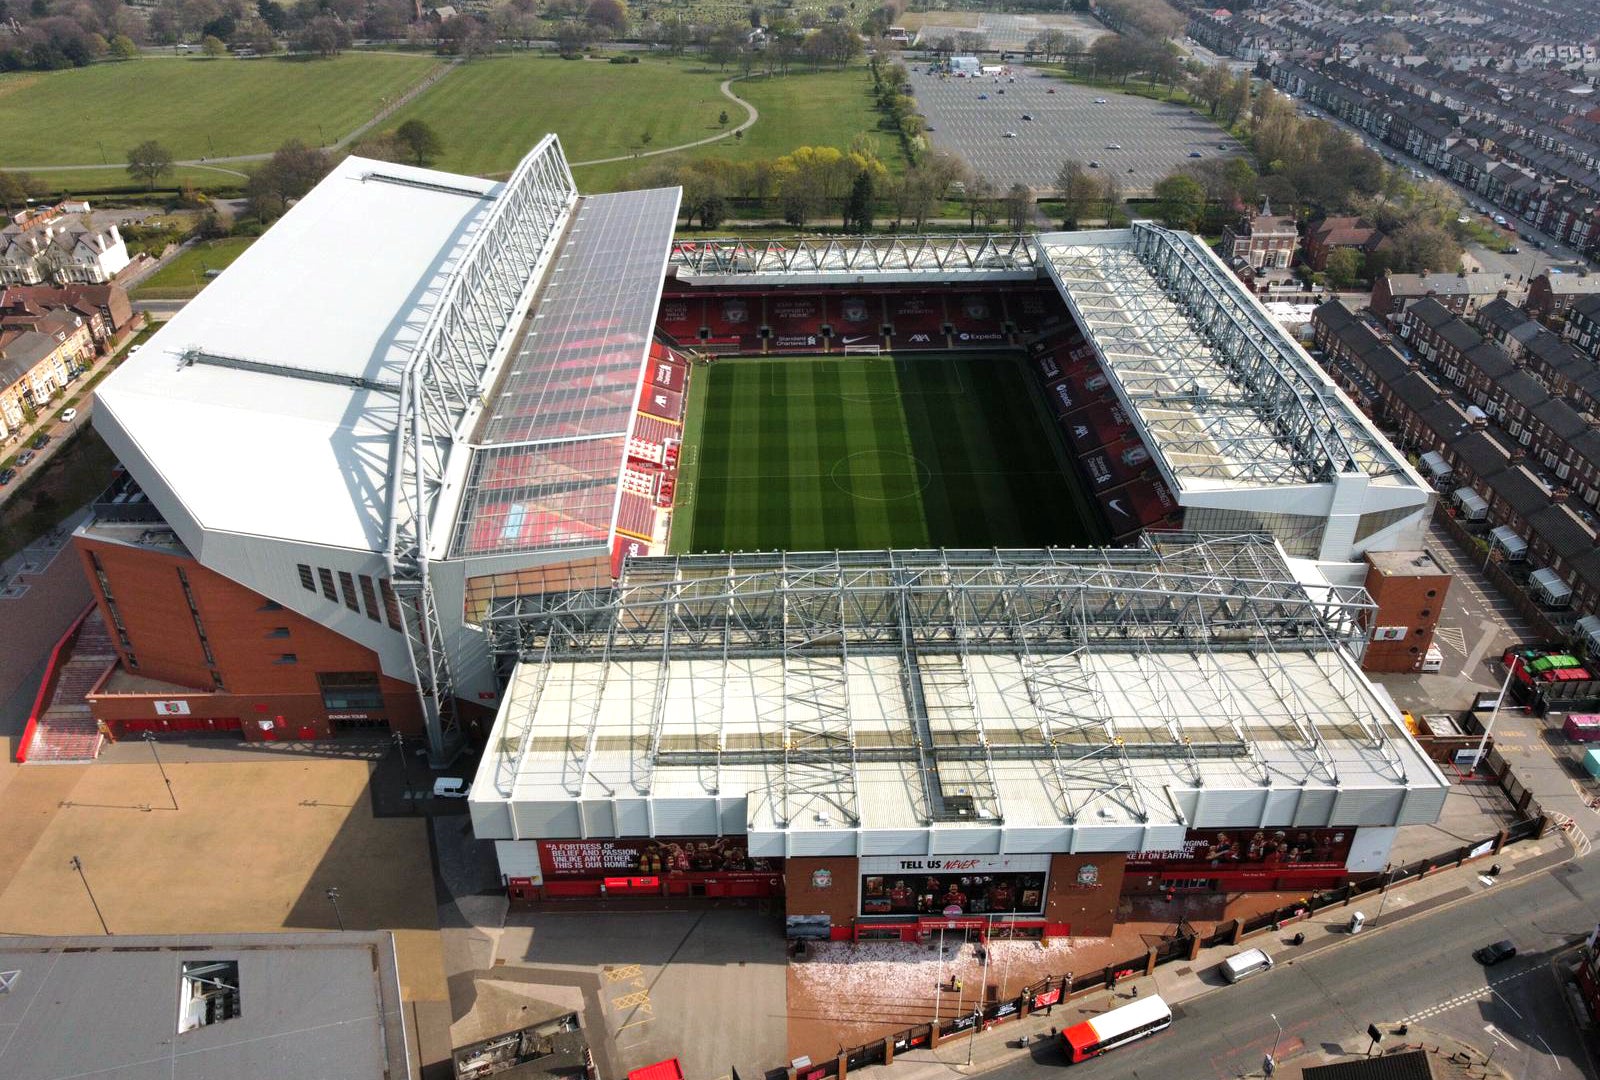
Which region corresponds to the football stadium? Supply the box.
[43,138,1448,931]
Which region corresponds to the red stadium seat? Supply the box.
[886,292,947,349]
[656,294,704,344]
[829,294,886,350]
[766,294,828,352]
[946,291,1009,346]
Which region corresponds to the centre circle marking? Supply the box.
[829,450,933,502]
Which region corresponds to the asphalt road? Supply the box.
[906,67,1243,195]
[990,857,1598,1080]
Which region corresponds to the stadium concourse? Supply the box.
[48,137,1450,938]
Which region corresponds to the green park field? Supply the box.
[672,354,1104,553]
[0,53,441,166]
[131,237,257,300]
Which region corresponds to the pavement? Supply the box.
[856,829,1578,1080]
[907,66,1242,195]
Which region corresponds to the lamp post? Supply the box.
[325,886,345,931]
[70,856,110,935]
[1373,862,1396,923]
[1266,1012,1282,1075]
[142,731,178,810]
[1473,654,1522,775]
[966,933,991,1066]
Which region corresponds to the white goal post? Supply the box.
[842,344,882,356]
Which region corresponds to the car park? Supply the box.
[1473,940,1517,966]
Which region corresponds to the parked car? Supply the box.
[1093,97,1108,104]
[1504,245,1520,254]
[30,432,49,450]
[0,468,14,486]
[1088,160,1101,168]
[1105,143,1122,150]
[432,777,471,799]
[16,450,34,466]
[1003,131,1018,138]
[60,408,77,423]
[1473,940,1517,966]
[1189,151,1203,158]
[1021,113,1033,121]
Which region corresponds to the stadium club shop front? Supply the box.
[503,826,1380,939]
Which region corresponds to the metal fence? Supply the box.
[778,814,1547,1080]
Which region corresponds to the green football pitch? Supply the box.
[671,353,1106,553]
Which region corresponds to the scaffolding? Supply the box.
[483,537,1412,827]
[1041,224,1406,486]
[385,135,578,761]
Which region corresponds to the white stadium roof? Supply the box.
[96,155,501,554]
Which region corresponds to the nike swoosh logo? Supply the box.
[1108,498,1129,517]
[843,336,869,344]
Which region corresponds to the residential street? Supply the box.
[987,854,1596,1080]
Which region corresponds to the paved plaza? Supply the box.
[906,67,1245,195]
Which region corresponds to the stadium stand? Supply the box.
[1080,435,1156,493]
[702,293,765,353]
[946,291,1010,346]
[613,342,693,572]
[766,293,829,353]
[655,288,704,345]
[1063,398,1135,454]
[830,294,888,350]
[886,292,947,349]
[1103,473,1182,541]
[1006,287,1072,337]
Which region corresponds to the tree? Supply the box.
[844,170,875,234]
[585,0,628,36]
[954,30,986,54]
[1152,173,1205,230]
[1004,183,1034,232]
[126,140,175,190]
[295,15,350,57]
[1100,174,1125,226]
[109,34,138,60]
[1194,62,1231,117]
[0,171,40,213]
[200,33,226,56]
[1056,159,1100,228]
[719,110,729,127]
[1373,30,1410,57]
[1323,247,1363,290]
[394,119,443,167]
[246,139,332,219]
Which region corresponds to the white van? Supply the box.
[1220,947,1274,983]
[432,777,471,799]
[1420,643,1444,673]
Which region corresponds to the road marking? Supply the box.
[1435,626,1468,654]
[1402,967,1539,1023]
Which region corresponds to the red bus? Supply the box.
[1061,994,1172,1062]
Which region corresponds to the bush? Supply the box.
[608,54,639,63]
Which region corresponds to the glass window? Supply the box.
[1180,507,1328,558]
[860,871,1046,917]
[358,575,381,622]
[297,564,315,592]
[317,671,384,711]
[318,568,337,603]
[338,572,359,612]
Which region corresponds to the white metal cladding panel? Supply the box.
[513,800,580,838]
[788,830,860,857]
[1191,788,1265,828]
[999,828,1070,854]
[929,830,1004,856]
[494,840,544,882]
[720,799,749,836]
[1397,785,1449,827]
[747,831,787,858]
[1135,823,1189,850]
[469,799,513,839]
[861,830,932,856]
[582,801,615,837]
[1292,788,1338,827]
[615,799,651,836]
[1167,788,1200,825]
[652,798,720,836]
[1072,824,1149,852]
[1261,787,1305,827]
[1330,787,1404,826]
